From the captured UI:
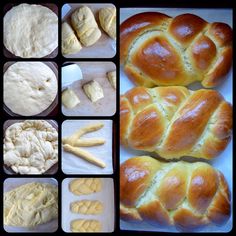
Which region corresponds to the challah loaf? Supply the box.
[120,86,232,159]
[120,156,231,230]
[120,12,232,87]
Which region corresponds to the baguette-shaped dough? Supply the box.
[61,22,82,55]
[107,70,116,89]
[69,178,102,195]
[70,200,103,215]
[71,6,101,46]
[62,88,80,109]
[99,7,116,39]
[83,80,104,102]
[62,123,104,146]
[71,219,101,232]
[63,144,106,168]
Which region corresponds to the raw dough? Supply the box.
[70,200,103,215]
[4,120,58,174]
[4,3,58,58]
[71,6,101,47]
[99,7,116,39]
[4,62,58,116]
[107,70,116,89]
[4,182,58,227]
[61,22,82,55]
[69,178,102,195]
[62,88,80,109]
[83,80,104,102]
[71,219,101,232]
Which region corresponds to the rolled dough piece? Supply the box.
[83,80,104,102]
[62,88,80,109]
[4,182,58,227]
[107,70,116,89]
[4,3,58,58]
[4,62,58,116]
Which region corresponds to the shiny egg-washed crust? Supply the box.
[120,86,232,159]
[120,12,232,88]
[120,156,231,230]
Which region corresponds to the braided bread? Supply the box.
[120,12,232,88]
[70,200,103,214]
[120,156,231,230]
[71,219,101,232]
[120,86,232,159]
[69,178,102,195]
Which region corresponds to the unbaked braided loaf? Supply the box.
[120,86,232,159]
[70,200,103,214]
[71,219,101,232]
[120,12,232,88]
[120,156,231,230]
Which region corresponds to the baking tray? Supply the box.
[120,8,233,233]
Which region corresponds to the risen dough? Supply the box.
[4,62,58,116]
[4,120,58,174]
[4,3,58,58]
[4,182,58,227]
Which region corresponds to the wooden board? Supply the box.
[62,3,116,58]
[62,62,116,116]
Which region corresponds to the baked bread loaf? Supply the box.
[71,6,101,47]
[120,12,232,87]
[120,86,232,159]
[120,156,231,230]
[70,200,103,214]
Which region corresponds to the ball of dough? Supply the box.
[4,62,58,116]
[4,3,58,58]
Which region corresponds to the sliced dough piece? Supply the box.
[62,88,80,109]
[4,3,58,58]
[61,22,82,55]
[71,6,101,47]
[99,7,116,39]
[69,178,102,195]
[83,80,104,102]
[107,70,116,89]
[4,62,57,116]
[71,219,101,232]
[70,200,103,215]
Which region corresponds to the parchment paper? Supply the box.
[62,120,113,174]
[120,8,233,233]
[61,178,115,232]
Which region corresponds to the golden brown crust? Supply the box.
[121,12,232,87]
[120,156,231,230]
[120,86,232,159]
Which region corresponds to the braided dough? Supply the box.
[4,62,57,116]
[71,6,101,47]
[120,86,232,159]
[4,3,58,58]
[120,12,232,87]
[4,182,58,227]
[71,200,103,215]
[4,120,58,174]
[120,156,231,230]
[69,178,102,195]
[71,219,101,232]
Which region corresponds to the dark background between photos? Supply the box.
[0,0,235,236]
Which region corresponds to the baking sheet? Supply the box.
[120,8,233,233]
[62,3,116,58]
[62,120,113,174]
[4,178,58,233]
[61,178,115,232]
[62,61,116,116]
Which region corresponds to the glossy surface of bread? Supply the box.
[120,156,231,230]
[120,86,232,159]
[120,12,232,87]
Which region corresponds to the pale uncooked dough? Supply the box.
[4,182,58,228]
[83,80,104,102]
[4,62,58,116]
[4,3,58,58]
[4,120,58,174]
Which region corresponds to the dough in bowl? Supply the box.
[4,3,58,58]
[4,62,58,116]
[4,182,58,227]
[4,120,58,174]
